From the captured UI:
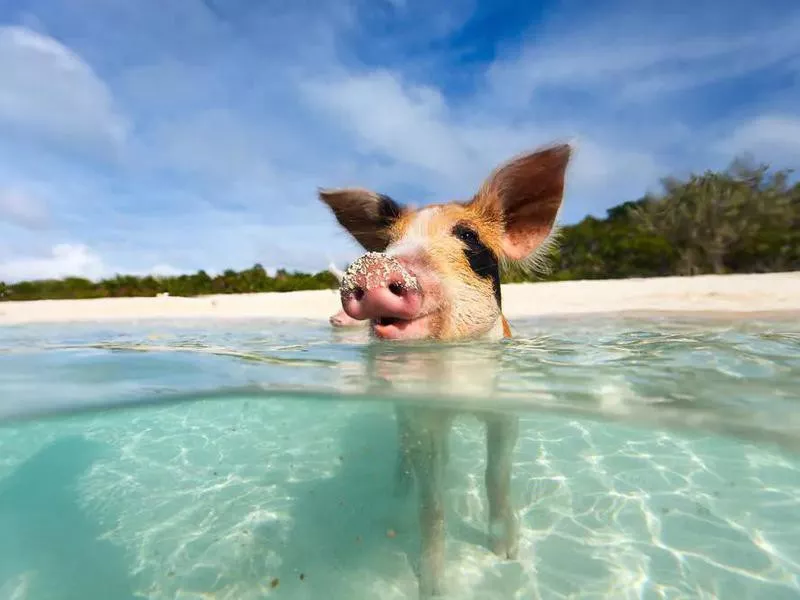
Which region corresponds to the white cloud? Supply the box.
[0,243,106,282]
[304,71,472,186]
[0,26,128,153]
[716,115,800,167]
[0,187,49,229]
[302,69,664,217]
[484,5,800,108]
[0,243,186,283]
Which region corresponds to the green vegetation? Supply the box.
[0,266,338,302]
[502,156,799,283]
[1,157,797,302]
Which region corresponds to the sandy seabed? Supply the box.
[0,272,799,325]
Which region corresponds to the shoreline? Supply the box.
[0,271,798,326]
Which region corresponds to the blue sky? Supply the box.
[0,0,798,281]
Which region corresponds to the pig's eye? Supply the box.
[452,224,479,246]
[451,222,501,306]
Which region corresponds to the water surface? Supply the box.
[1,315,798,599]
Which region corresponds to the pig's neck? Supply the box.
[480,315,511,341]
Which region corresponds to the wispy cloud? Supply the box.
[0,186,49,230]
[0,26,127,157]
[0,0,797,281]
[485,9,800,104]
[717,115,800,167]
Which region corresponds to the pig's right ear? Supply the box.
[318,188,404,252]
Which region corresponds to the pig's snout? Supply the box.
[340,252,422,321]
[343,281,420,322]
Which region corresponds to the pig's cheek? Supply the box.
[417,272,447,312]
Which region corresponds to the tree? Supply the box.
[628,158,798,276]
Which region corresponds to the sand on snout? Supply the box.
[0,272,798,326]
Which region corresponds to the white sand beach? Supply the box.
[0,272,798,326]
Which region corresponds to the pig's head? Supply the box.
[318,143,571,342]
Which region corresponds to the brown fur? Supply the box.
[502,315,512,338]
[383,203,506,339]
[317,188,399,252]
[474,144,570,262]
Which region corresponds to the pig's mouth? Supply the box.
[375,316,402,327]
[371,312,434,340]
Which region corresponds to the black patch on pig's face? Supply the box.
[451,222,501,307]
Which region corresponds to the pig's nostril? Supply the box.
[388,281,405,297]
[352,286,365,301]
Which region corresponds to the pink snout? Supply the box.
[339,252,422,321]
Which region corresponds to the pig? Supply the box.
[317,143,571,597]
[327,262,367,328]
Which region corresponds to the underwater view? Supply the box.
[1,315,799,599]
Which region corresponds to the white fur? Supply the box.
[444,278,502,339]
[485,316,505,340]
[385,207,440,258]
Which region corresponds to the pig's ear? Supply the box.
[318,188,404,252]
[471,144,571,262]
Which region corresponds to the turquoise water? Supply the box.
[1,315,799,599]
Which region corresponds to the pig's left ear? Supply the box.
[318,188,404,252]
[470,144,571,262]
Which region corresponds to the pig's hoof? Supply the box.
[489,513,519,559]
[418,552,446,598]
[418,574,445,599]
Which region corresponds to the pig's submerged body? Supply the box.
[2,311,799,600]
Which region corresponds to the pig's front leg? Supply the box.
[484,412,520,559]
[408,410,451,598]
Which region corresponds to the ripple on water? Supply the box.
[0,315,798,599]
